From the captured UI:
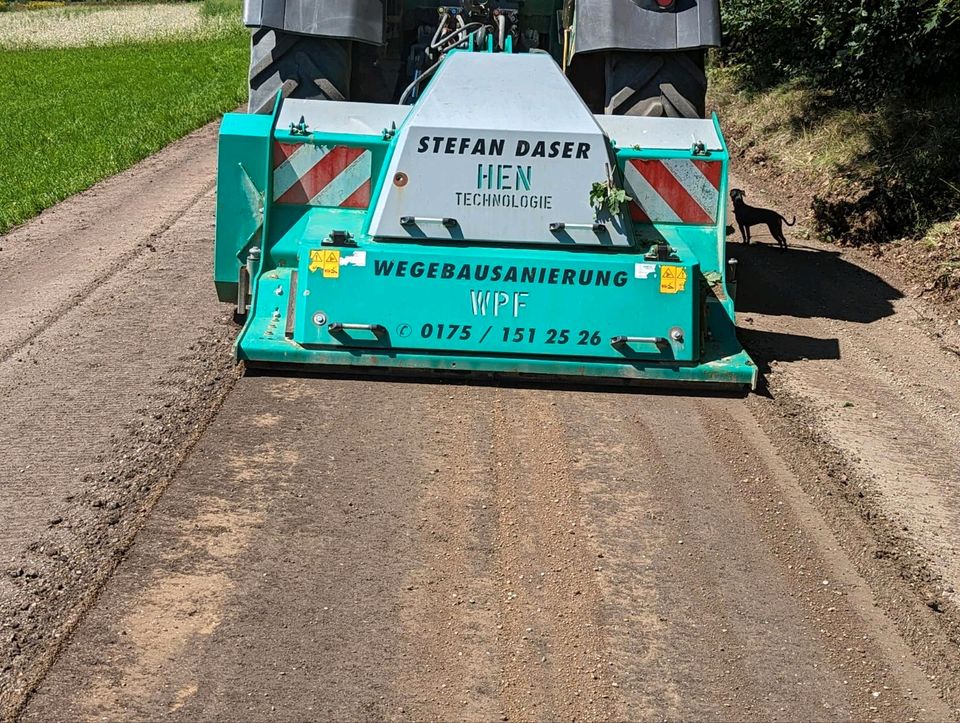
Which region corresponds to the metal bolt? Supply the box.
[669,327,684,342]
[312,312,327,327]
[274,286,283,296]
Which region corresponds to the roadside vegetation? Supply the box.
[711,0,960,300]
[0,0,246,233]
[0,3,236,48]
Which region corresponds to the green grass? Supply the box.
[0,27,248,233]
[200,0,241,17]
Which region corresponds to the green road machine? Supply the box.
[214,6,756,389]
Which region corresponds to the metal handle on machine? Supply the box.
[611,335,667,347]
[328,323,386,334]
[550,222,605,234]
[400,216,458,228]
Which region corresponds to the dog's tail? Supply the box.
[782,215,797,226]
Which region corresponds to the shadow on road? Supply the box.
[731,240,902,323]
[737,327,840,370]
[245,366,749,398]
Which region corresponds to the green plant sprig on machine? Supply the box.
[590,164,631,217]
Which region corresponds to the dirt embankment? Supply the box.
[721,114,960,308]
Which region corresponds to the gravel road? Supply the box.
[1,128,959,721]
[0,121,241,717]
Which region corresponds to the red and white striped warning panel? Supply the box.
[623,159,721,225]
[273,142,372,208]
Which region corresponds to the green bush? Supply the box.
[720,0,960,106]
[717,0,960,245]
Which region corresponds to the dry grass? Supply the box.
[709,65,875,179]
[0,3,237,49]
[711,62,960,244]
[922,215,960,291]
[922,217,960,248]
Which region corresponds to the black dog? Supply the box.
[730,188,795,250]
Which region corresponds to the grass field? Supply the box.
[0,2,247,234]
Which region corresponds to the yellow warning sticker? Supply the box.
[321,249,340,278]
[308,249,340,278]
[659,265,687,294]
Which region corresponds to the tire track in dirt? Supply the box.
[699,397,952,719]
[21,377,499,722]
[551,389,952,720]
[743,389,960,718]
[0,143,241,719]
[568,391,850,719]
[0,121,222,362]
[1,334,240,721]
[391,385,502,722]
[388,385,620,721]
[484,389,615,721]
[547,393,682,721]
[59,442,292,720]
[0,178,215,365]
[0,191,230,557]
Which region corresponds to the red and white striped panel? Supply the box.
[623,158,722,225]
[273,142,372,208]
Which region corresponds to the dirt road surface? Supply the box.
[2,129,960,721]
[0,121,241,715]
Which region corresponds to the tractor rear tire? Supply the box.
[248,29,352,114]
[603,49,707,118]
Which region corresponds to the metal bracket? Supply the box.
[322,230,356,246]
[644,243,679,261]
[691,140,709,156]
[289,115,311,136]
